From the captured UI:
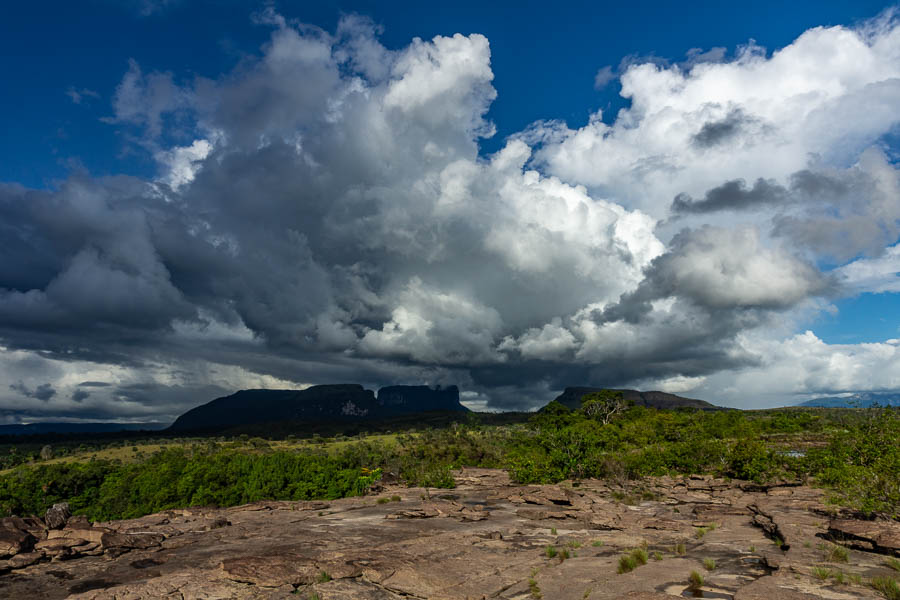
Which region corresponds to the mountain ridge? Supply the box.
[0,422,167,436]
[550,387,720,411]
[797,391,900,408]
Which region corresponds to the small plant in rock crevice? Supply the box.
[688,570,704,591]
[819,542,849,563]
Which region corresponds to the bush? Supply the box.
[688,570,704,590]
[0,448,382,521]
[617,555,638,574]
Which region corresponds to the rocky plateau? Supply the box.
[1,468,898,599]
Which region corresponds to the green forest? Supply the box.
[1,400,897,522]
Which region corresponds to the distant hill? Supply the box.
[0,422,166,436]
[549,387,721,411]
[168,384,468,432]
[797,392,900,408]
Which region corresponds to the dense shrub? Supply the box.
[0,448,381,520]
[0,405,896,520]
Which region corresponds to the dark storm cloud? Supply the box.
[10,381,57,401]
[692,109,753,148]
[672,169,854,215]
[3,382,224,424]
[772,157,900,262]
[670,161,900,264]
[575,225,834,391]
[609,226,830,315]
[71,389,90,402]
[672,178,788,213]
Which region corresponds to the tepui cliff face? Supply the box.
[168,384,467,432]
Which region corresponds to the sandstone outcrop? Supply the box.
[0,469,896,599]
[828,518,900,555]
[44,502,71,530]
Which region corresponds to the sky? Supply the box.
[2,0,900,423]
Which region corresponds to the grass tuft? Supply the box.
[631,548,649,566]
[545,545,557,559]
[703,558,716,571]
[870,576,900,600]
[688,570,704,590]
[617,555,638,574]
[819,542,849,563]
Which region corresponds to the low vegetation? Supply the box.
[871,576,900,600]
[820,542,849,563]
[617,548,649,574]
[688,570,704,591]
[0,402,897,522]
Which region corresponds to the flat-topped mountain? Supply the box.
[550,387,720,411]
[168,384,467,432]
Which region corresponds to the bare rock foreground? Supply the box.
[1,468,898,599]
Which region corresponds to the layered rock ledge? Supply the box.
[0,469,897,599]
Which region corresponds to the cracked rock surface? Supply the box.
[0,468,897,599]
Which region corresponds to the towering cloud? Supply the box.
[2,10,900,420]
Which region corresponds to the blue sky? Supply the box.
[1,0,900,421]
[2,0,892,185]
